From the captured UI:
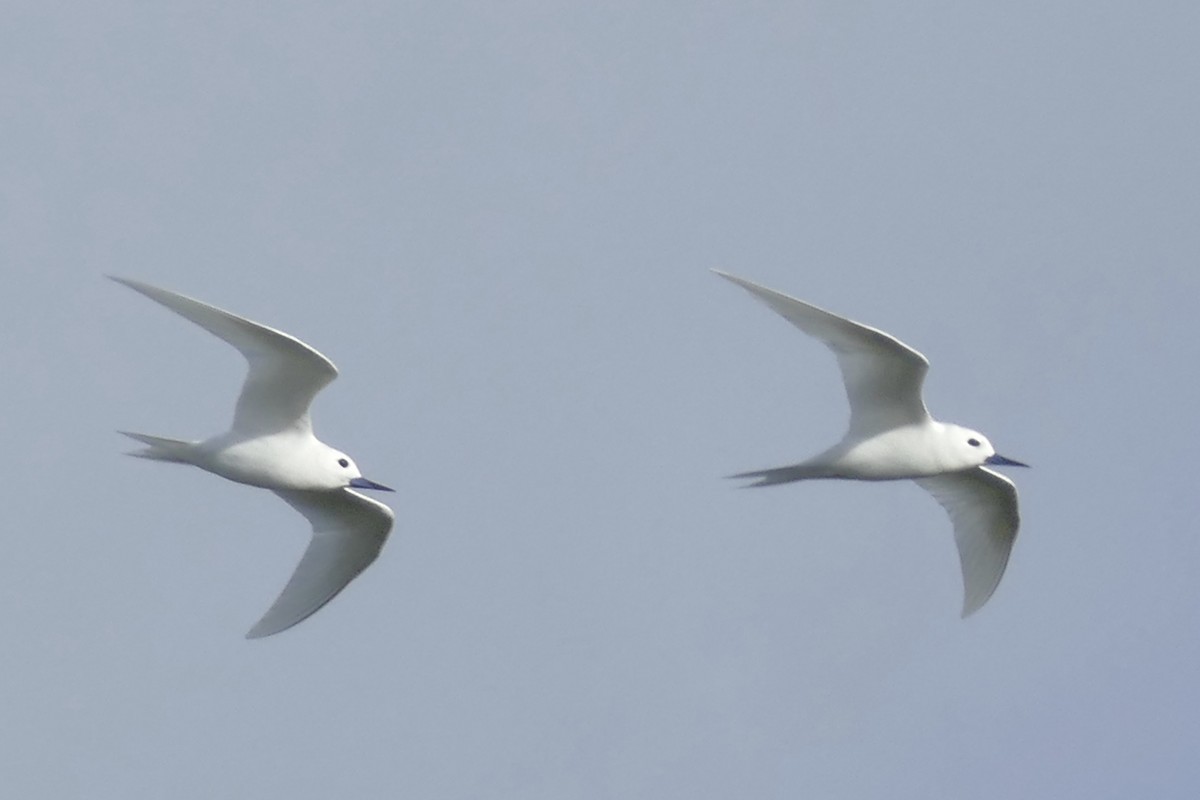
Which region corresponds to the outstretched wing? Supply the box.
[246,488,395,639]
[915,467,1020,617]
[111,277,339,437]
[714,271,930,436]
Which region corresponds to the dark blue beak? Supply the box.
[349,477,395,492]
[985,454,1029,468]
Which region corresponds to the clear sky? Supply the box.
[3,2,1198,797]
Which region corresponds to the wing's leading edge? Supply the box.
[246,488,394,639]
[111,277,339,436]
[915,467,1019,617]
[714,270,931,436]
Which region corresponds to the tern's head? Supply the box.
[318,447,394,492]
[944,424,1029,470]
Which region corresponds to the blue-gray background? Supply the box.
[4,2,1198,797]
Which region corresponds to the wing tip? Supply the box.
[108,275,145,294]
[711,268,753,289]
[245,612,307,639]
[960,574,1005,618]
[108,275,155,292]
[244,623,282,640]
[960,596,986,618]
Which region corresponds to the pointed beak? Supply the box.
[348,477,395,492]
[985,454,1029,468]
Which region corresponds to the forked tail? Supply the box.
[118,431,198,463]
[728,462,832,486]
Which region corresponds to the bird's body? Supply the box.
[716,271,1027,616]
[742,421,1006,483]
[112,277,395,639]
[202,431,354,490]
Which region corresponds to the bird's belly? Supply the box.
[198,438,308,490]
[837,434,951,480]
[835,456,929,481]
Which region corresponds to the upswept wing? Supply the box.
[714,271,930,436]
[915,467,1020,617]
[247,489,395,639]
[111,277,339,436]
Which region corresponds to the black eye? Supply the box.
[338,458,349,468]
[967,438,980,447]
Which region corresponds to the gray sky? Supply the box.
[3,1,1198,797]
